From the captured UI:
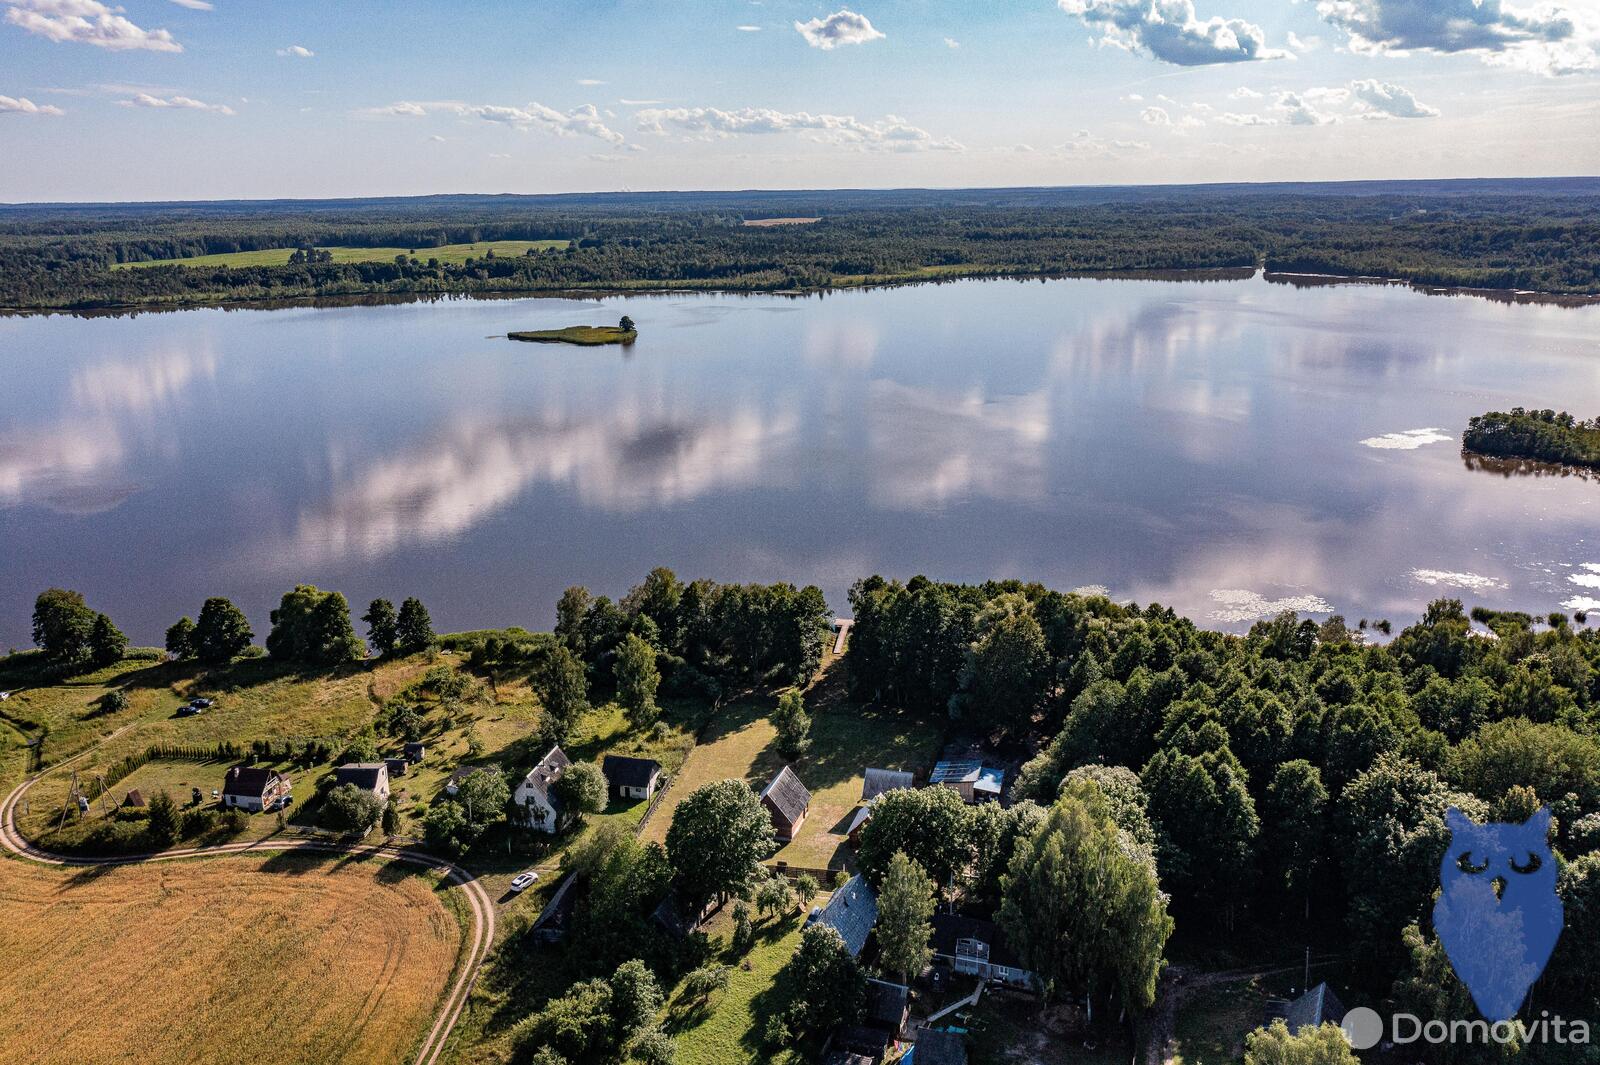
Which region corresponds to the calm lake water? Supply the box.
[3,276,1599,648]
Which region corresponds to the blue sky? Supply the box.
[2,0,1599,201]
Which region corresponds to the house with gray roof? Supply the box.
[806,873,878,958]
[930,913,1036,989]
[334,762,390,803]
[602,754,663,801]
[1265,982,1347,1037]
[908,1029,968,1065]
[760,765,812,841]
[929,760,1003,804]
[862,767,914,802]
[513,746,571,833]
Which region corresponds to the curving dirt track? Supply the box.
[0,742,493,1065]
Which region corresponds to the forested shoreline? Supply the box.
[4,179,1600,310]
[1465,409,1600,471]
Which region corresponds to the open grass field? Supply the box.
[113,240,570,270]
[507,325,636,346]
[0,851,462,1065]
[663,900,807,1065]
[639,661,942,872]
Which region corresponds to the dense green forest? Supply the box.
[845,576,1600,1058]
[4,179,1600,310]
[1465,409,1600,471]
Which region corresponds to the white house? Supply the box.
[220,765,290,813]
[514,746,571,833]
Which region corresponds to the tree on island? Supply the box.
[618,315,635,333]
[362,598,398,657]
[194,597,253,664]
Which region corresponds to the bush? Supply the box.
[180,807,217,838]
[321,783,383,833]
[219,807,249,835]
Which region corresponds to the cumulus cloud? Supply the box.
[943,36,960,48]
[1059,0,1290,65]
[1218,110,1276,125]
[794,8,884,49]
[363,99,625,145]
[1274,89,1339,125]
[1316,0,1598,74]
[1350,78,1439,118]
[1230,85,1264,99]
[0,93,63,115]
[168,0,210,8]
[737,24,760,32]
[276,44,313,57]
[1141,105,1172,124]
[119,91,233,114]
[5,0,181,51]
[635,105,961,151]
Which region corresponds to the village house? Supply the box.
[930,913,1037,990]
[760,765,812,842]
[1264,982,1347,1037]
[383,756,408,780]
[929,760,1004,804]
[513,745,571,833]
[402,741,426,764]
[861,767,914,802]
[806,873,878,958]
[220,765,290,813]
[333,762,390,803]
[864,977,910,1039]
[445,764,492,797]
[601,754,662,801]
[907,1029,968,1065]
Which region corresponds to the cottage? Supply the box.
[601,755,662,801]
[806,874,878,958]
[864,977,910,1038]
[833,1026,893,1062]
[908,1029,968,1065]
[760,765,812,842]
[384,757,408,779]
[861,768,914,803]
[929,760,1004,804]
[445,764,491,796]
[333,762,390,803]
[1265,982,1347,1037]
[930,914,1037,989]
[403,742,426,764]
[513,746,571,833]
[123,789,146,809]
[220,765,290,813]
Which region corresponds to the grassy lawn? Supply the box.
[968,995,1131,1064]
[663,902,808,1065]
[1171,980,1268,1065]
[508,325,636,346]
[0,850,462,1065]
[640,661,942,873]
[113,239,570,270]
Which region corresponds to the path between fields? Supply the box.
[0,736,494,1065]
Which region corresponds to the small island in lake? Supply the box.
[509,315,637,346]
[1463,408,1600,470]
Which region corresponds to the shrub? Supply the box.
[321,783,383,833]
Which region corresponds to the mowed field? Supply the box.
[0,852,462,1065]
[113,239,570,270]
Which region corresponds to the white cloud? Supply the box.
[119,91,233,114]
[618,98,662,106]
[636,105,961,151]
[794,8,885,50]
[737,24,760,32]
[1316,0,1599,75]
[1350,78,1439,118]
[943,36,960,48]
[168,0,210,8]
[5,0,181,51]
[1218,110,1276,125]
[1286,30,1318,51]
[1360,427,1451,449]
[0,93,63,115]
[1059,0,1291,65]
[1141,104,1172,124]
[276,44,313,58]
[364,99,625,145]
[1274,90,1338,125]
[577,78,605,86]
[1230,85,1263,99]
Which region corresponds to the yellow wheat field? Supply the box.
[0,852,462,1065]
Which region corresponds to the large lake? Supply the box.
[3,276,1598,648]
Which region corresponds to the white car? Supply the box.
[508,871,539,893]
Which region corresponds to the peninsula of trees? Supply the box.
[4,178,1600,311]
[1464,408,1600,471]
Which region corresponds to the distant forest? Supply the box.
[3,178,1600,310]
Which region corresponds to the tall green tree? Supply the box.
[774,924,866,1041]
[193,597,253,664]
[553,761,607,825]
[362,598,398,657]
[614,633,660,724]
[266,585,364,665]
[857,785,973,890]
[88,611,127,666]
[960,608,1051,734]
[998,780,1172,1013]
[533,643,589,744]
[1261,760,1328,918]
[165,616,196,660]
[31,589,99,669]
[395,596,435,654]
[1141,744,1259,921]
[771,688,812,761]
[876,852,936,982]
[665,779,775,909]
